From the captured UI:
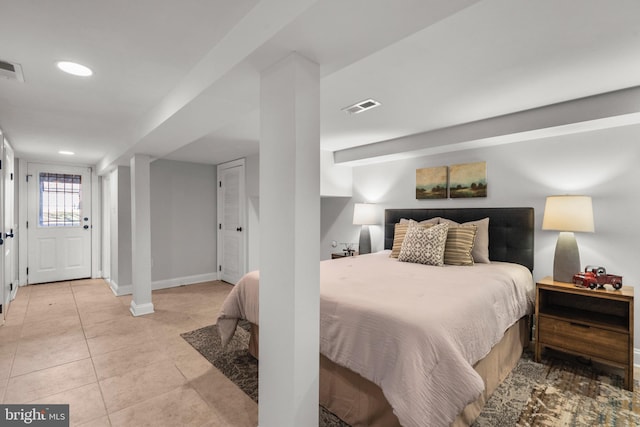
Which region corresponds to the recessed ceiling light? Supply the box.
[59,150,75,155]
[56,61,93,77]
[341,98,381,114]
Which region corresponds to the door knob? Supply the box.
[83,225,89,230]
[4,232,14,238]
[236,227,242,232]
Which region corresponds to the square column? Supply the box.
[130,154,154,316]
[259,53,320,427]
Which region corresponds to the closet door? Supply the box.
[217,159,245,284]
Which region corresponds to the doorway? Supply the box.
[26,163,92,284]
[217,159,246,285]
[1,139,16,319]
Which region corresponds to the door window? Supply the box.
[39,173,82,227]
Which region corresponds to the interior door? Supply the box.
[217,159,245,284]
[0,139,5,320]
[27,163,92,284]
[3,141,15,312]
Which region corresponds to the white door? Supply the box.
[217,159,245,284]
[3,141,16,315]
[27,163,92,284]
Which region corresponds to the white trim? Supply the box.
[9,281,17,300]
[18,158,28,287]
[152,272,220,291]
[91,168,101,279]
[108,272,220,296]
[130,301,154,317]
[101,174,111,281]
[634,347,640,368]
[109,280,132,297]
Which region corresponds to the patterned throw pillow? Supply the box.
[398,223,449,266]
[444,225,477,266]
[390,218,439,258]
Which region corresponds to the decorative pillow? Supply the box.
[444,225,477,266]
[389,220,436,258]
[440,217,490,263]
[399,217,440,225]
[398,223,449,266]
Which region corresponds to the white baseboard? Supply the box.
[130,301,154,317]
[107,273,220,297]
[152,272,220,291]
[109,280,133,296]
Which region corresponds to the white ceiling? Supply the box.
[1,0,639,171]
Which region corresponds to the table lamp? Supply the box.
[353,203,377,255]
[542,195,594,283]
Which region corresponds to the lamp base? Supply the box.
[359,225,371,255]
[553,231,581,283]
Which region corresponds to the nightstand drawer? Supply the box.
[538,316,629,364]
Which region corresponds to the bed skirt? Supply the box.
[247,317,529,426]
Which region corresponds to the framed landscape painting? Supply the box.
[416,166,447,199]
[449,161,487,198]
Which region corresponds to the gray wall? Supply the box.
[320,124,640,349]
[115,166,132,287]
[109,160,217,289]
[149,159,217,281]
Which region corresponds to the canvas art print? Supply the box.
[416,166,447,199]
[449,161,487,198]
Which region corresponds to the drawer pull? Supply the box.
[569,322,590,328]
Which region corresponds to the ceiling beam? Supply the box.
[97,0,320,175]
[334,85,640,166]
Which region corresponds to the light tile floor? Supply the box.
[0,279,258,427]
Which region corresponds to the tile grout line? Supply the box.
[3,285,29,398]
[7,283,96,404]
[70,280,113,427]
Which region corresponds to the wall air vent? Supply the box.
[0,59,25,83]
[341,98,381,114]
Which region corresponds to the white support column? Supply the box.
[259,53,320,427]
[129,154,154,316]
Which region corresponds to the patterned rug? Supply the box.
[181,321,347,426]
[475,351,640,427]
[181,324,640,426]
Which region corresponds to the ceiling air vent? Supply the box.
[341,98,381,114]
[0,59,25,83]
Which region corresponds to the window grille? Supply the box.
[39,173,82,227]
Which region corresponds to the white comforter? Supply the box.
[216,251,534,427]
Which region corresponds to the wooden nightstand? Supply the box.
[331,252,358,259]
[535,276,634,390]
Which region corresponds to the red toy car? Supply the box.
[572,266,623,290]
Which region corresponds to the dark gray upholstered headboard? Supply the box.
[384,208,534,271]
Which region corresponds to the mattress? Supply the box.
[217,250,535,427]
[248,317,529,427]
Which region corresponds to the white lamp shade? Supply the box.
[353,203,377,225]
[542,195,594,232]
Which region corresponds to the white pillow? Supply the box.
[440,217,489,263]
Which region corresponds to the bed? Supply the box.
[216,207,535,427]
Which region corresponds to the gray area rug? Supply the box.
[182,323,639,426]
[181,321,347,426]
